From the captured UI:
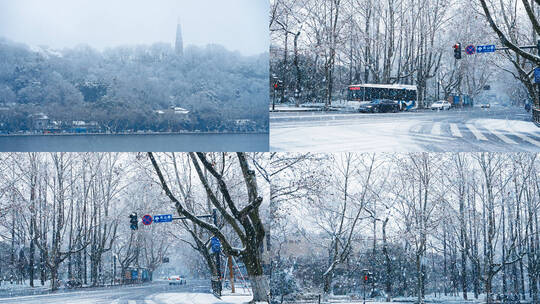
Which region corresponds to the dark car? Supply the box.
[65,279,82,289]
[358,99,400,113]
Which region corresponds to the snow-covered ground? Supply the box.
[154,292,253,304]
[281,293,487,304]
[270,106,540,152]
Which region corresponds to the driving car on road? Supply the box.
[357,99,400,113]
[167,275,186,285]
[480,102,491,108]
[430,100,451,110]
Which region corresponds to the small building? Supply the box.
[171,106,189,115]
[69,121,100,133]
[30,113,50,131]
[155,106,190,116]
[234,119,253,126]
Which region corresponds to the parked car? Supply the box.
[65,279,82,289]
[430,100,451,110]
[167,275,186,285]
[480,102,491,108]
[357,99,400,113]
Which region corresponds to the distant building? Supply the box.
[155,106,189,116]
[171,106,189,115]
[30,113,50,130]
[70,121,100,133]
[175,19,183,56]
[234,119,253,125]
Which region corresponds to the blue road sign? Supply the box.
[210,236,221,253]
[465,45,476,55]
[476,44,496,53]
[153,214,173,223]
[535,68,540,84]
[142,214,153,225]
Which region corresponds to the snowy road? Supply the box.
[270,106,540,152]
[0,279,251,304]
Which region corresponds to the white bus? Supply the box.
[347,83,418,111]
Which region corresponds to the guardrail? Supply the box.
[533,108,540,127]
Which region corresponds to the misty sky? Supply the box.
[0,0,269,56]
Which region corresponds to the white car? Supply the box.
[430,100,451,110]
[167,275,186,285]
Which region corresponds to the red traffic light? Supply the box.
[364,275,368,281]
[453,43,462,59]
[274,83,278,89]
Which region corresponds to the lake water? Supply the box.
[0,133,269,152]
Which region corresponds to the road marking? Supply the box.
[450,123,462,137]
[487,128,517,145]
[466,124,488,141]
[128,301,136,304]
[431,123,441,136]
[145,300,157,304]
[511,132,540,147]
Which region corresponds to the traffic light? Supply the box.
[453,43,462,59]
[129,213,138,230]
[273,80,283,90]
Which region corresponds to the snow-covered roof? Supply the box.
[172,107,189,114]
[349,83,417,91]
[30,113,49,120]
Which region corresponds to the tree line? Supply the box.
[270,0,538,109]
[0,39,269,132]
[271,153,540,304]
[0,153,270,303]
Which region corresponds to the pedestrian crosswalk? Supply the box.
[450,123,462,137]
[511,130,540,147]
[431,122,441,136]
[110,299,158,304]
[465,124,488,141]
[415,122,540,148]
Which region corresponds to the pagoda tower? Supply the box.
[175,19,183,56]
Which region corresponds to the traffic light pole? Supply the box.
[130,209,222,296]
[272,87,276,111]
[454,40,540,58]
[212,209,222,297]
[537,40,540,125]
[168,209,222,295]
[363,276,366,304]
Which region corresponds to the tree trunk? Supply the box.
[250,275,270,304]
[242,249,269,303]
[485,276,493,304]
[50,266,59,291]
[416,252,424,304]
